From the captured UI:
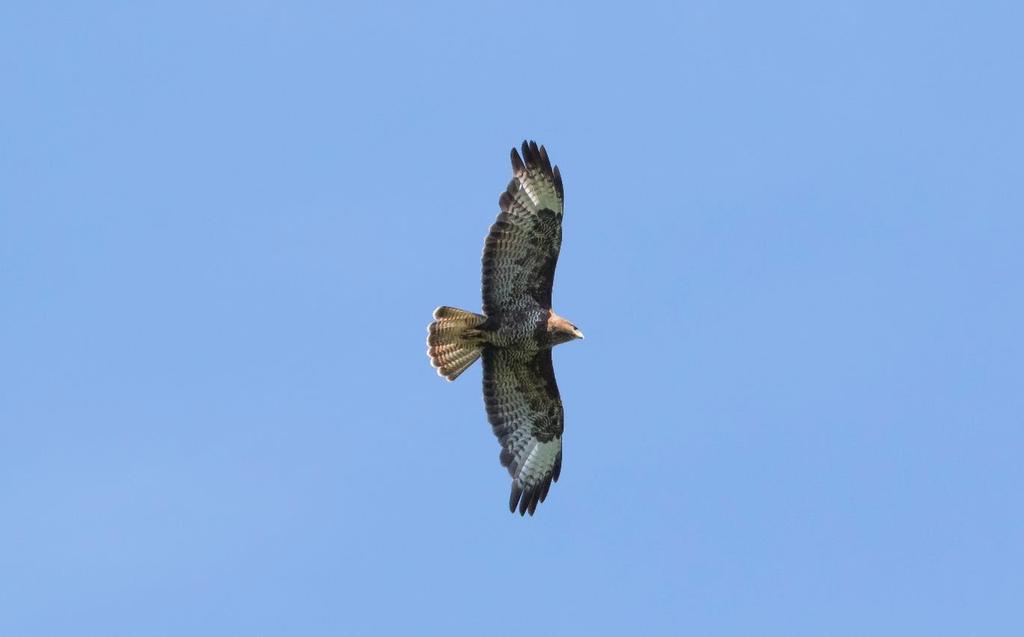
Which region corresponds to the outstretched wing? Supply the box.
[482,140,564,316]
[482,346,564,516]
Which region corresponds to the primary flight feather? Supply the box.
[426,141,583,516]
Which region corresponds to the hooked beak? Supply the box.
[573,328,585,340]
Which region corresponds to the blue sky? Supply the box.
[2,2,1022,635]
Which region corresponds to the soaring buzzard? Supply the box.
[426,141,583,516]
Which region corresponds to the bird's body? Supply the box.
[427,141,582,516]
[483,308,547,348]
[483,308,574,349]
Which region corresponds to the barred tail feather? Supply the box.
[427,306,486,381]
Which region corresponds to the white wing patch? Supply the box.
[515,439,561,490]
[516,171,561,214]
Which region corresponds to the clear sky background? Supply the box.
[2,2,1022,635]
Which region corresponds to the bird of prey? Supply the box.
[426,141,583,516]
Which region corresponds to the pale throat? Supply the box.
[546,310,582,342]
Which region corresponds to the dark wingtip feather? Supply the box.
[509,484,523,513]
[538,145,552,174]
[527,489,540,515]
[518,488,531,515]
[539,476,552,503]
[510,147,524,173]
[517,140,529,168]
[552,165,564,199]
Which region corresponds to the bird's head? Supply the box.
[548,311,584,346]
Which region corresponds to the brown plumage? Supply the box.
[426,141,583,516]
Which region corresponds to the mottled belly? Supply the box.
[486,307,547,349]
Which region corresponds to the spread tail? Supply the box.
[427,306,487,381]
